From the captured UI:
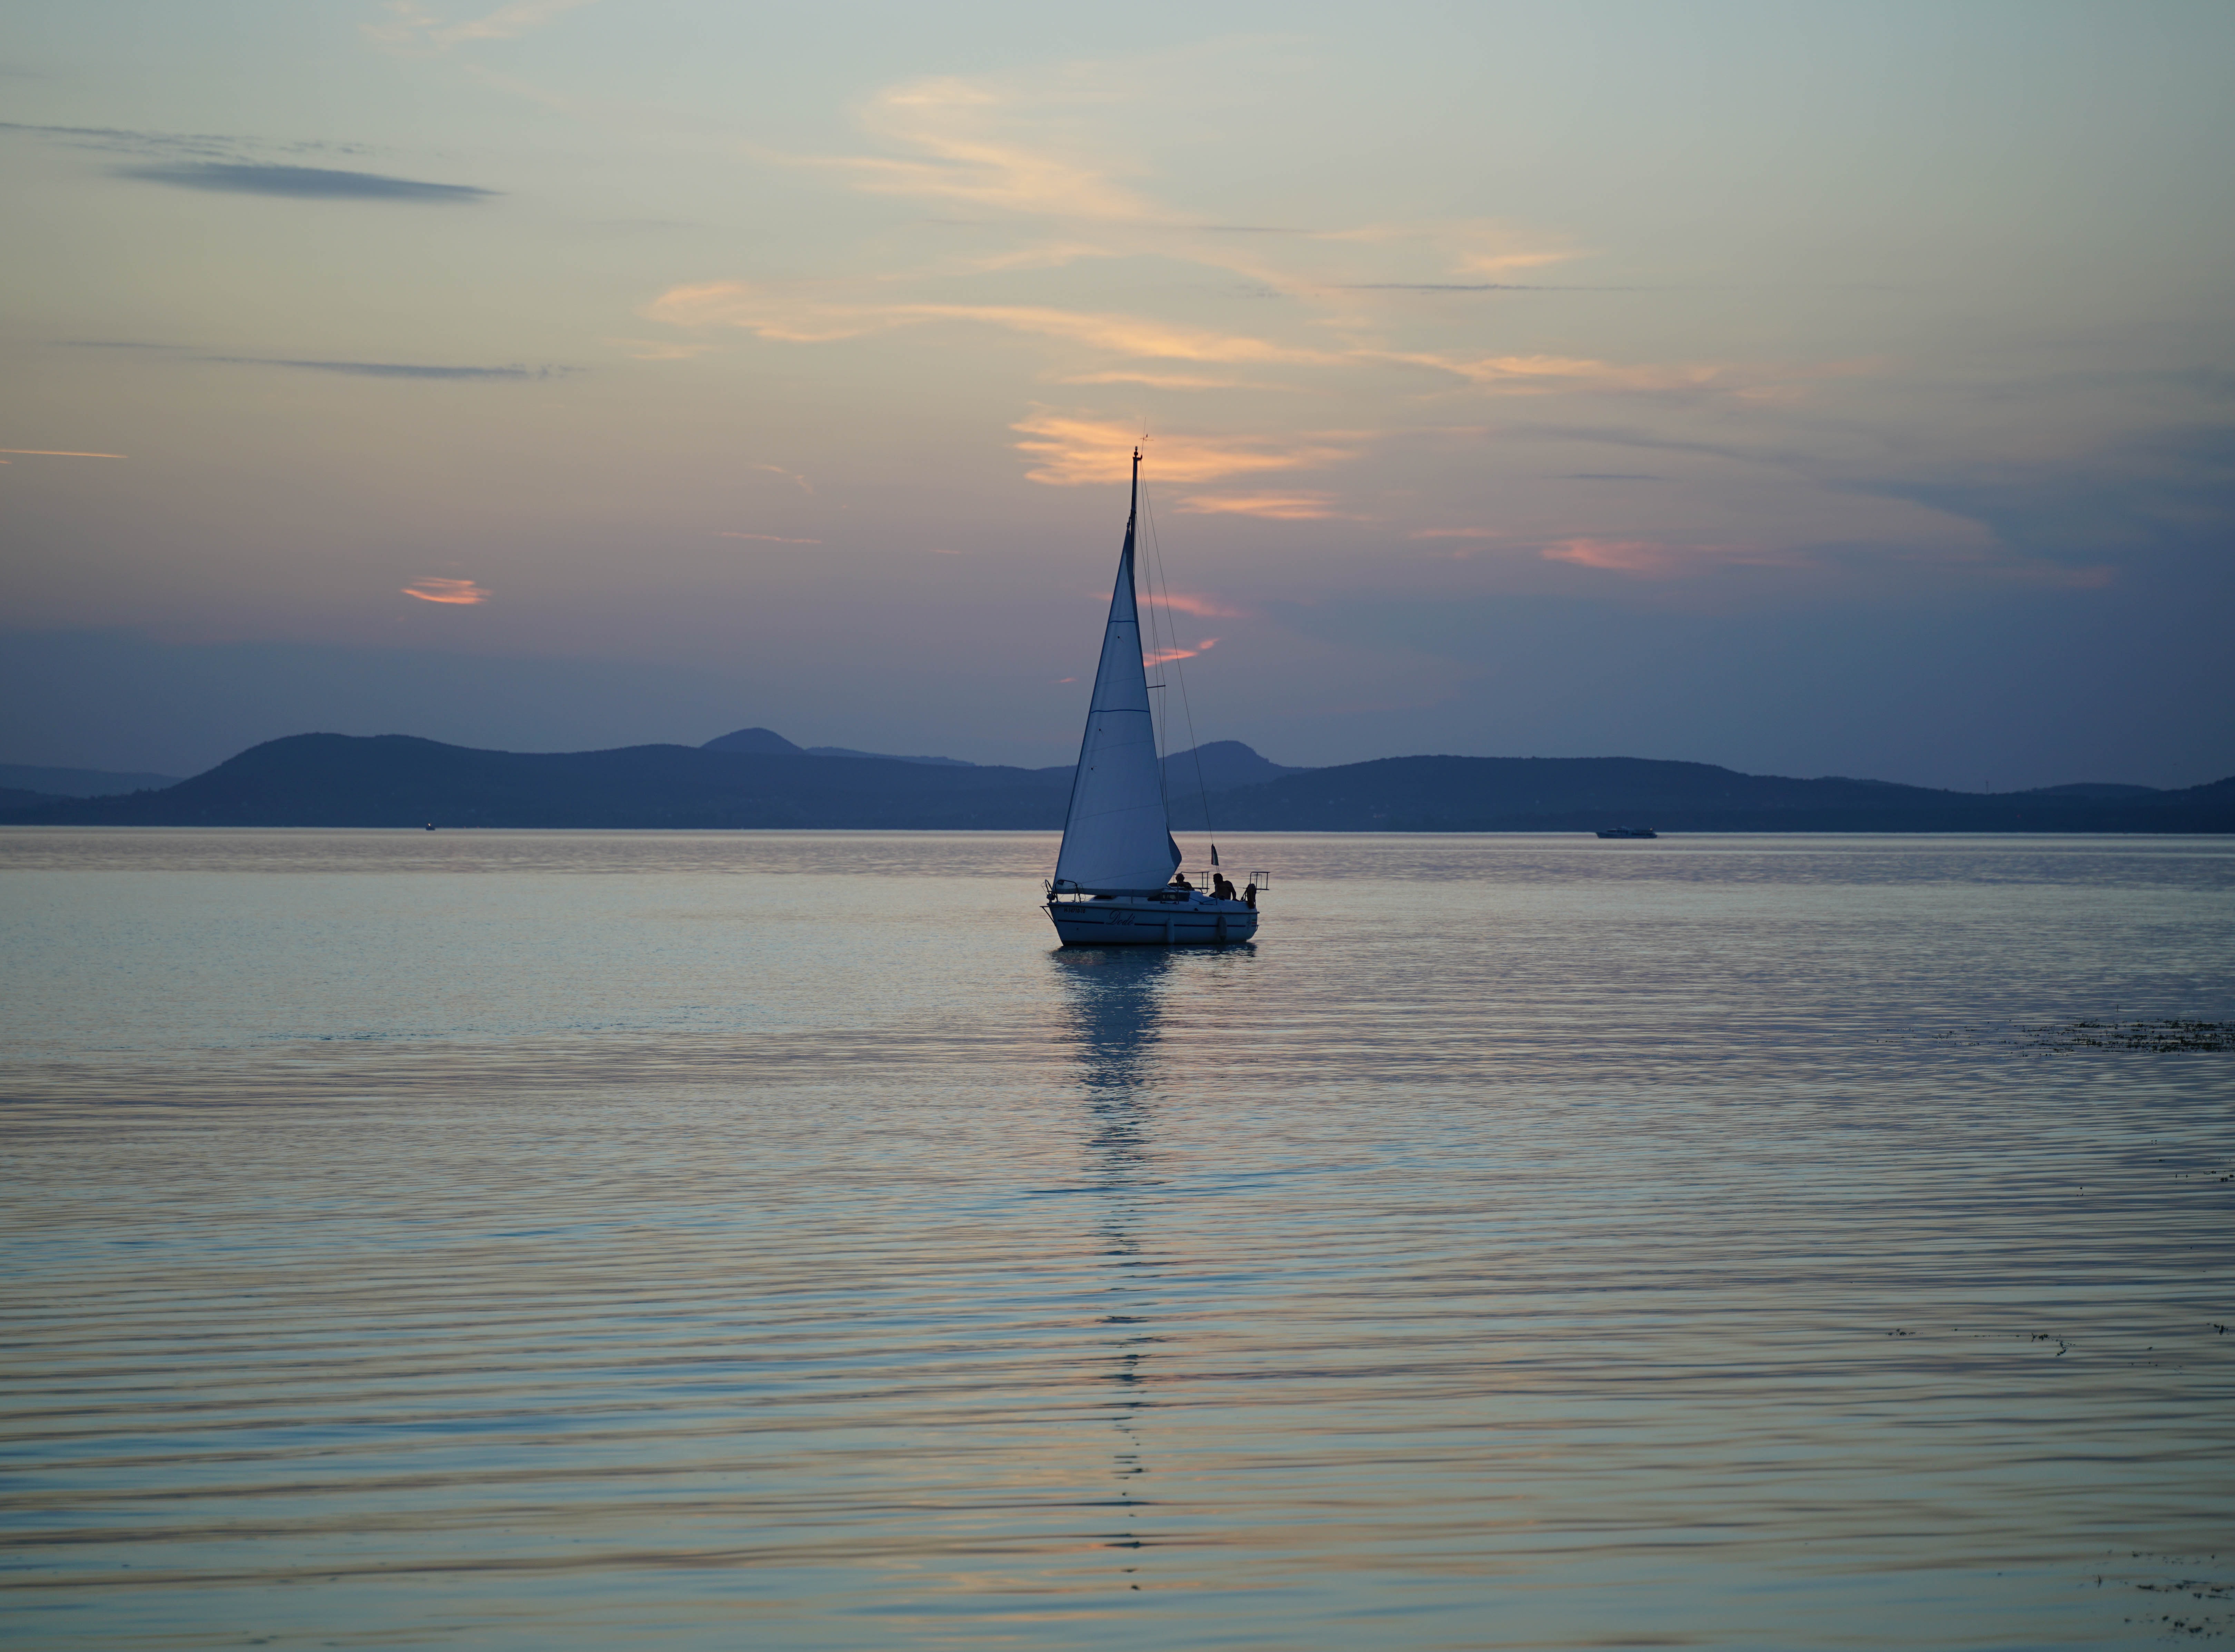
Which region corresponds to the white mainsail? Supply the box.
[1052,451,1181,894]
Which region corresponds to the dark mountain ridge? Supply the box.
[1201,755,2235,833]
[698,724,1282,778]
[4,735,1071,830]
[0,761,184,797]
[4,733,2227,832]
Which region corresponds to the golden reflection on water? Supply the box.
[1,829,2231,1648]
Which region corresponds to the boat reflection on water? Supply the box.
[1051,947,1179,1582]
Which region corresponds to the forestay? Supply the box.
[1052,452,1182,894]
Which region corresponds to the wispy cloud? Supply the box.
[63,343,562,380]
[1408,527,1499,540]
[1539,538,1675,574]
[402,577,490,604]
[1539,537,1805,577]
[1146,638,1219,666]
[204,357,562,379]
[1373,351,1729,395]
[1341,282,1634,293]
[1175,492,1344,521]
[1057,370,1269,390]
[116,162,495,201]
[646,283,1333,366]
[717,532,821,544]
[0,120,374,164]
[790,74,1156,223]
[606,337,715,361]
[1455,248,1584,276]
[1012,413,1358,487]
[0,448,126,458]
[639,65,1857,492]
[747,462,813,493]
[364,0,598,52]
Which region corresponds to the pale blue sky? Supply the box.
[4,1,2231,784]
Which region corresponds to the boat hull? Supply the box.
[1046,897,1258,947]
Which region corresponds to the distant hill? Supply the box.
[2017,782,2164,799]
[700,726,802,755]
[0,761,184,797]
[702,725,1275,775]
[0,734,1072,829]
[804,746,976,766]
[1169,740,1306,791]
[0,785,59,812]
[2,734,2225,833]
[1164,741,1311,829]
[1200,755,2235,833]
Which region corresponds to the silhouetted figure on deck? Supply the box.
[1213,873,1235,901]
[1170,874,1193,891]
[1242,882,1257,909]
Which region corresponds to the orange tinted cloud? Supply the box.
[1541,538,1673,573]
[646,284,1333,367]
[1176,492,1341,521]
[1057,370,1265,389]
[802,75,1157,222]
[1539,538,1806,577]
[0,448,127,458]
[1376,351,1732,394]
[1145,637,1219,666]
[718,532,822,544]
[1409,526,1500,540]
[1374,350,1878,402]
[402,577,491,604]
[1012,413,1357,487]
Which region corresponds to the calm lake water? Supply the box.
[3,829,2231,1649]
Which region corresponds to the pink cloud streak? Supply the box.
[401,577,491,605]
[1145,637,1219,666]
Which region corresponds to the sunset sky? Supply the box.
[4,1,2232,787]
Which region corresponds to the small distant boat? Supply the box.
[1596,827,1658,839]
[1045,450,1260,947]
[424,822,436,832]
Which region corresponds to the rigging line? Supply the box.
[1138,469,1173,810]
[1139,474,1217,852]
[1131,429,1168,784]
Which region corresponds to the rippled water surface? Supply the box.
[4,829,2232,1649]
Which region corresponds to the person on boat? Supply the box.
[1170,873,1193,890]
[1213,873,1236,901]
[1242,881,1257,909]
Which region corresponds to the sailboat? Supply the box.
[1044,450,1261,947]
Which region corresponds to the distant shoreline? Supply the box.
[5,734,2229,834]
[6,824,2231,839]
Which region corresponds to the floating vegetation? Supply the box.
[1929,1018,2235,1053]
[2093,1552,2235,1642]
[2124,1569,2231,1640]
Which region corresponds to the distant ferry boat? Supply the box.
[1596,827,1658,839]
[1043,449,1261,946]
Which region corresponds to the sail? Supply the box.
[1053,455,1182,893]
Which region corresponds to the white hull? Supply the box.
[1046,894,1258,947]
